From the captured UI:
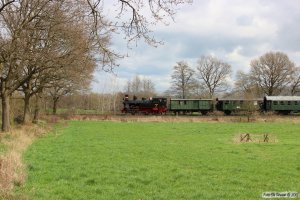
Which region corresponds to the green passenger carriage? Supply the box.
[169,99,213,115]
[215,98,262,115]
[263,96,300,114]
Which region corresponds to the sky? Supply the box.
[92,0,300,94]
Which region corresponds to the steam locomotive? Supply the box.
[122,95,300,115]
[121,95,167,115]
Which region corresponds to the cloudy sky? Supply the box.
[92,0,300,94]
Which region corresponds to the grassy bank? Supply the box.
[18,121,300,199]
[0,124,51,200]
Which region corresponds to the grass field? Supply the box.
[17,121,300,199]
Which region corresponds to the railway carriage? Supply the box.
[169,99,213,115]
[121,95,300,116]
[263,96,300,114]
[215,98,263,115]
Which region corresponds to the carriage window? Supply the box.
[288,101,291,105]
[184,101,187,105]
[240,101,244,104]
[225,101,229,104]
[295,101,298,105]
[273,101,278,105]
[280,101,284,105]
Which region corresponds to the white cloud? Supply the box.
[93,0,300,93]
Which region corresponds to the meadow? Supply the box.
[17,121,300,199]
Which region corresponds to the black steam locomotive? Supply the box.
[121,95,167,115]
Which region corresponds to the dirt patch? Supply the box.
[233,133,278,144]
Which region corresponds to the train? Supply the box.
[121,95,168,115]
[121,95,300,115]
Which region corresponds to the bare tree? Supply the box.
[86,0,192,45]
[250,51,295,96]
[131,75,142,94]
[170,61,196,98]
[0,0,99,125]
[47,51,95,115]
[290,67,300,95]
[0,0,191,131]
[125,75,156,98]
[1,0,192,69]
[196,55,232,98]
[0,0,15,13]
[234,70,261,97]
[142,78,155,97]
[124,79,131,94]
[0,0,57,131]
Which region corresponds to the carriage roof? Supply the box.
[170,98,213,101]
[217,98,262,101]
[265,96,300,101]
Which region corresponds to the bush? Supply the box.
[13,115,23,125]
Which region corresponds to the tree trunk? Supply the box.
[23,92,31,124]
[52,97,59,115]
[2,93,11,132]
[268,87,273,96]
[32,95,40,123]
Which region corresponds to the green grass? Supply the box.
[18,121,300,199]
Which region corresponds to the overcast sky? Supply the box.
[92,0,300,94]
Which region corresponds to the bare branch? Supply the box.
[0,0,15,13]
[250,52,295,95]
[196,55,232,98]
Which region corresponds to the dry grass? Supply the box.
[232,133,278,144]
[0,124,50,199]
[61,113,300,124]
